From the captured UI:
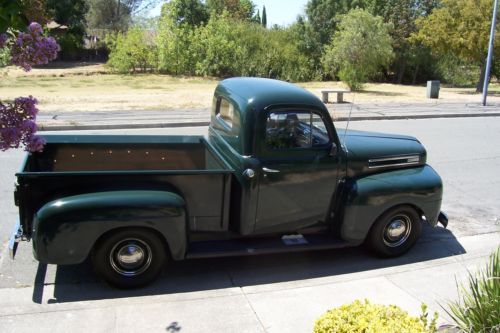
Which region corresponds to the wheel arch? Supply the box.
[363,203,422,241]
[339,166,443,244]
[32,190,188,264]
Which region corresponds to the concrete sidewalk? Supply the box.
[36,101,500,131]
[0,230,498,333]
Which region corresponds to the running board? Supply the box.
[186,234,350,259]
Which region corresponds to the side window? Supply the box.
[217,98,234,129]
[311,113,330,146]
[265,111,330,149]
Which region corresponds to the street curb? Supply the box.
[37,112,500,131]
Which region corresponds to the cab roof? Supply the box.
[216,77,325,111]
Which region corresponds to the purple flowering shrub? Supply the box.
[10,22,60,71]
[0,96,45,152]
[1,22,59,152]
[0,33,7,49]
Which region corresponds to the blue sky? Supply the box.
[252,0,309,27]
[148,0,309,27]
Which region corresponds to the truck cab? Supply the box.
[209,77,343,236]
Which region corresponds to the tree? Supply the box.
[107,26,157,73]
[45,0,88,57]
[322,8,393,90]
[413,0,500,91]
[86,0,130,31]
[305,0,362,45]
[190,12,238,76]
[261,5,267,27]
[289,15,323,79]
[86,0,161,31]
[157,0,208,28]
[0,0,49,32]
[253,9,261,24]
[206,0,256,21]
[365,0,439,84]
[156,0,207,75]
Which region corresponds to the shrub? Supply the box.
[0,45,9,67]
[436,54,481,87]
[445,247,500,333]
[156,17,197,75]
[107,27,157,74]
[0,22,58,152]
[321,8,394,90]
[155,8,319,81]
[191,12,238,77]
[313,299,437,333]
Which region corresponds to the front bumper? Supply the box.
[438,211,449,228]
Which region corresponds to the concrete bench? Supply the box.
[319,89,351,103]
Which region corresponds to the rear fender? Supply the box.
[340,165,443,243]
[33,190,187,264]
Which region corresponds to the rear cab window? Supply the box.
[211,96,242,154]
[216,98,234,130]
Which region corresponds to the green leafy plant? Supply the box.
[0,45,9,67]
[445,247,500,333]
[313,299,437,333]
[107,27,158,73]
[321,8,394,90]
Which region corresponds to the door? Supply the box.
[254,109,341,233]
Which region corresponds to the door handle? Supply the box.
[262,167,280,173]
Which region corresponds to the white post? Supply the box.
[482,0,499,106]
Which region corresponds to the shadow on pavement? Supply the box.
[456,90,500,96]
[32,225,465,304]
[34,61,105,69]
[357,90,406,97]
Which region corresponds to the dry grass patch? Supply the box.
[300,81,500,104]
[2,64,499,113]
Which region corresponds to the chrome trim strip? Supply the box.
[368,155,420,169]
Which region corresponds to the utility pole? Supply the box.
[482,0,498,106]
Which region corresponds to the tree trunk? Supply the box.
[412,63,420,85]
[397,59,406,84]
[476,62,486,93]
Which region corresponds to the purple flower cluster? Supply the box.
[0,33,7,49]
[0,96,45,152]
[10,22,60,71]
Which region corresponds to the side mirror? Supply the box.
[329,143,338,157]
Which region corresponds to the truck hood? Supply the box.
[340,129,427,177]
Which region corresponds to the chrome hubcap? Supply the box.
[383,215,411,247]
[110,238,152,276]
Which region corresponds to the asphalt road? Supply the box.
[0,118,499,332]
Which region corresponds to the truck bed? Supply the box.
[22,135,227,172]
[16,135,234,236]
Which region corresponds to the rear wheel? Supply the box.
[367,205,422,257]
[92,228,167,288]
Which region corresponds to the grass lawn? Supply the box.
[1,63,499,113]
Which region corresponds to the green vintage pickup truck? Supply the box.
[10,78,447,288]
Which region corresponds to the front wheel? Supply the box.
[367,205,422,257]
[92,228,167,288]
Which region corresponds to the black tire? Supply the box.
[92,228,167,289]
[367,205,422,257]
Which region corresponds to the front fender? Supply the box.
[341,165,443,243]
[33,190,187,264]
